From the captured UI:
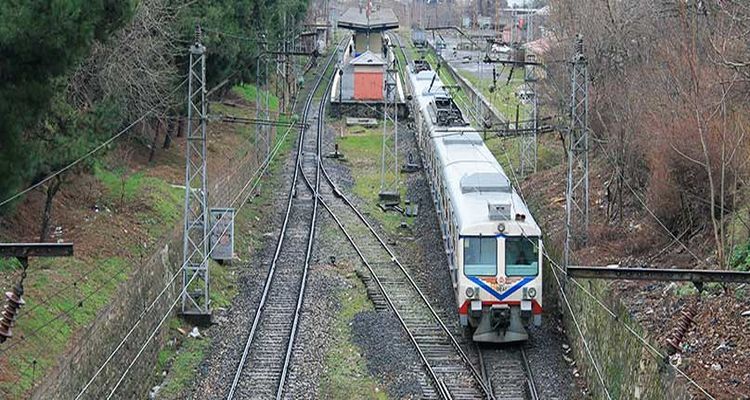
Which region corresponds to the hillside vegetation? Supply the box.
[0,0,308,219]
[544,0,750,269]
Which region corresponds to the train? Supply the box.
[407,63,543,343]
[412,28,427,48]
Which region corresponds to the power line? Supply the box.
[0,265,127,356]
[495,130,715,399]
[591,138,707,267]
[547,255,612,400]
[103,92,304,399]
[75,93,301,399]
[0,79,191,335]
[494,137,613,400]
[0,78,189,209]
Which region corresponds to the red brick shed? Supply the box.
[350,50,384,101]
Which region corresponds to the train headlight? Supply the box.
[497,223,505,233]
[465,287,475,298]
[528,287,537,298]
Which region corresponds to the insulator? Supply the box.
[665,304,696,355]
[0,284,25,343]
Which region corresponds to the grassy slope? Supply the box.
[0,161,184,396]
[153,83,289,398]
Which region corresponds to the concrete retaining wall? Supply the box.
[556,270,690,399]
[32,135,272,399]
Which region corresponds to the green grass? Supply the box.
[730,241,750,272]
[0,257,21,273]
[209,259,236,309]
[233,84,280,111]
[94,163,146,204]
[1,256,130,397]
[157,337,209,398]
[318,277,388,400]
[139,178,184,237]
[336,125,413,233]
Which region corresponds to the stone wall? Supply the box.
[560,274,690,399]
[32,134,274,399]
[33,230,182,400]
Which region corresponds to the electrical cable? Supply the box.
[495,123,716,400]
[0,78,191,331]
[591,138,708,267]
[0,78,188,209]
[75,81,303,400]
[0,265,127,356]
[103,37,332,396]
[419,32,717,398]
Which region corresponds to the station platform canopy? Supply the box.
[337,7,399,32]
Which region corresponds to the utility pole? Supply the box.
[257,33,271,162]
[181,25,211,318]
[518,11,537,177]
[564,34,590,272]
[379,56,400,205]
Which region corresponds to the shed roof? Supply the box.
[338,7,399,32]
[349,50,385,66]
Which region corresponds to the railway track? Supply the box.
[478,345,539,400]
[225,44,338,400]
[297,148,491,397]
[390,30,541,400]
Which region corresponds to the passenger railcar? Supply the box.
[408,68,543,343]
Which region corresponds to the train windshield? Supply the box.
[463,237,497,276]
[505,237,539,276]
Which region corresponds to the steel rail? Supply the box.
[478,345,539,400]
[316,163,493,399]
[520,347,539,400]
[297,168,453,400]
[226,40,340,400]
[477,346,494,399]
[275,56,336,400]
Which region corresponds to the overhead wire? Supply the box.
[76,77,304,399]
[414,32,717,398]
[493,101,716,400]
[0,78,189,209]
[110,31,346,397]
[590,138,708,267]
[401,33,614,398]
[0,78,193,359]
[494,137,613,400]
[104,84,307,399]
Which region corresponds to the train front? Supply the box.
[457,208,543,343]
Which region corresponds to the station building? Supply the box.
[330,6,407,118]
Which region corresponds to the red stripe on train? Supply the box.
[459,300,543,315]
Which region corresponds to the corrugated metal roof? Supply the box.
[349,50,385,66]
[338,7,399,31]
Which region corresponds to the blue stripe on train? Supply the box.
[467,276,535,301]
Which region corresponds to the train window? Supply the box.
[463,237,497,276]
[505,237,539,276]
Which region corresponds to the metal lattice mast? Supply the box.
[518,12,537,177]
[256,33,271,162]
[564,34,590,270]
[379,56,400,203]
[181,26,210,316]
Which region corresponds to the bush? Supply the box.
[730,242,750,272]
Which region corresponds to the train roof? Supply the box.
[410,68,540,235]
